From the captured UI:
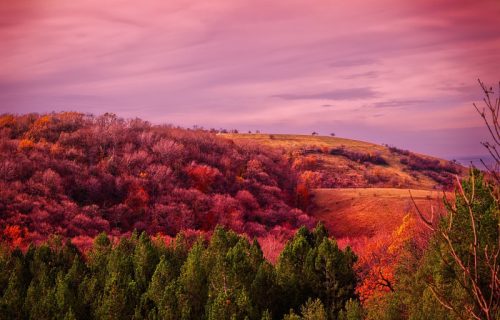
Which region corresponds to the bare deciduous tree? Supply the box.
[411,80,500,320]
[474,79,500,186]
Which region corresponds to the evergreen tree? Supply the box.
[94,236,139,319]
[80,232,112,317]
[338,299,364,320]
[276,224,358,318]
[177,239,207,320]
[0,249,30,320]
[146,256,179,319]
[313,238,357,317]
[134,232,159,292]
[300,298,327,320]
[276,226,314,310]
[417,170,499,319]
[250,262,279,316]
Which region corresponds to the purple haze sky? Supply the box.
[1,0,500,159]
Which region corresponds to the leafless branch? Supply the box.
[411,80,500,320]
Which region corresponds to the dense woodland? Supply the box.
[0,112,315,250]
[0,225,359,320]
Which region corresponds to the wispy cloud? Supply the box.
[342,71,380,80]
[329,58,378,68]
[273,88,378,101]
[370,99,427,109]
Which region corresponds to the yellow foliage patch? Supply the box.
[0,115,15,127]
[18,139,35,150]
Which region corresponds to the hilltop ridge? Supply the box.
[221,133,464,190]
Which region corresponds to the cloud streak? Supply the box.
[273,88,378,101]
[370,99,427,109]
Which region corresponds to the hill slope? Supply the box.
[222,133,460,241]
[0,113,463,250]
[0,113,313,248]
[222,133,463,190]
[310,188,446,239]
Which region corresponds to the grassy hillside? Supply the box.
[221,133,459,241]
[310,188,446,239]
[222,133,464,190]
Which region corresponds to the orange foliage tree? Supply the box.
[355,214,419,303]
[25,115,52,141]
[1,225,28,248]
[18,138,35,150]
[292,155,318,171]
[296,170,322,209]
[0,114,16,128]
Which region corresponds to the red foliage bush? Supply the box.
[1,225,27,248]
[330,147,388,165]
[185,162,221,193]
[400,153,460,188]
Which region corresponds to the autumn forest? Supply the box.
[0,103,498,320]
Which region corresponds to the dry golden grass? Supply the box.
[221,133,382,152]
[222,133,454,189]
[310,188,448,239]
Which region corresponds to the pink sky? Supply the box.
[1,0,499,158]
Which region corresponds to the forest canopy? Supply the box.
[0,225,359,320]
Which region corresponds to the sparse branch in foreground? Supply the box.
[411,80,500,320]
[474,79,500,185]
